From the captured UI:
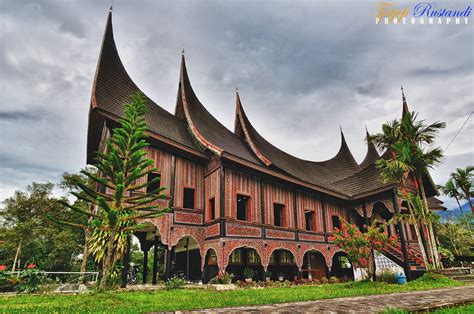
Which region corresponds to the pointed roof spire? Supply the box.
[234,90,272,166]
[401,85,409,117]
[360,126,380,169]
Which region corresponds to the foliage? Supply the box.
[0,271,20,292]
[331,218,397,279]
[0,183,86,272]
[53,92,170,287]
[329,276,340,284]
[377,271,397,284]
[15,267,47,293]
[209,271,233,284]
[243,267,254,279]
[450,166,474,210]
[369,109,446,269]
[164,276,186,290]
[1,276,461,312]
[435,218,474,256]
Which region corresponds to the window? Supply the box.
[247,250,260,265]
[237,194,249,221]
[338,255,352,269]
[305,211,315,231]
[146,173,161,193]
[229,249,242,264]
[332,215,341,230]
[207,250,217,265]
[208,197,215,220]
[280,251,294,265]
[273,203,284,227]
[183,188,195,209]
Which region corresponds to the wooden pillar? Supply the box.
[392,189,411,281]
[419,224,430,263]
[152,235,159,285]
[163,249,171,281]
[219,166,226,237]
[321,195,328,241]
[186,237,190,281]
[120,235,131,288]
[142,249,149,284]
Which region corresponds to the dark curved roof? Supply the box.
[90,10,198,152]
[235,93,365,190]
[87,10,438,200]
[174,54,262,164]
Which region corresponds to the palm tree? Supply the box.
[438,179,464,213]
[451,166,474,212]
[398,111,445,269]
[372,137,431,268]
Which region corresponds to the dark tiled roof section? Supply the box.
[427,196,446,211]
[176,54,262,164]
[91,11,198,150]
[235,96,363,189]
[332,164,395,197]
[360,131,381,169]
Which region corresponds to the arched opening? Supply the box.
[267,249,298,281]
[203,249,219,283]
[225,247,263,281]
[330,251,354,281]
[133,223,164,285]
[301,250,328,281]
[172,236,202,282]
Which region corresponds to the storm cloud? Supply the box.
[0,0,473,208]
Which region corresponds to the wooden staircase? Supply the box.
[382,242,427,273]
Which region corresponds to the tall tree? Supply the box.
[451,166,474,212]
[438,178,464,213]
[55,92,169,287]
[370,110,446,269]
[0,183,86,271]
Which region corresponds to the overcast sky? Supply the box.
[0,0,473,209]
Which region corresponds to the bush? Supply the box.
[243,268,254,280]
[16,268,47,293]
[0,271,20,292]
[329,276,340,284]
[209,272,234,284]
[378,271,397,284]
[164,276,186,290]
[320,277,329,284]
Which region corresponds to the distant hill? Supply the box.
[435,200,473,222]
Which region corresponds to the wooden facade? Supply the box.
[86,10,443,283]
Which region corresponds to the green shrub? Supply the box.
[0,272,20,292]
[164,276,186,290]
[243,268,254,280]
[209,272,234,284]
[16,268,47,293]
[378,271,397,284]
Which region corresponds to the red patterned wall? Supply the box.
[225,169,261,223]
[296,190,324,231]
[204,169,220,221]
[325,198,349,230]
[263,182,294,227]
[174,157,204,210]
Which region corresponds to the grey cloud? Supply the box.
[0,110,43,121]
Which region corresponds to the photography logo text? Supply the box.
[375,2,472,25]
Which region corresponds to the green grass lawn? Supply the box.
[1,274,463,313]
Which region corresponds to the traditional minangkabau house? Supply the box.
[86,10,444,283]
